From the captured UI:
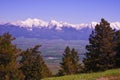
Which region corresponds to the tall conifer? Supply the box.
[20,45,52,80]
[0,33,24,80]
[115,31,120,68]
[83,19,116,72]
[58,46,81,76]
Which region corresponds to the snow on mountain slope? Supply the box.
[111,22,120,30]
[10,18,95,30]
[1,18,120,30]
[11,18,48,28]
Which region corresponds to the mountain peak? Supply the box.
[11,18,48,28]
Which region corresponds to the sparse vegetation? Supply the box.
[43,68,120,80]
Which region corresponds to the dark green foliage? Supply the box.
[83,19,116,72]
[0,33,24,80]
[115,31,120,68]
[20,45,52,80]
[58,46,81,76]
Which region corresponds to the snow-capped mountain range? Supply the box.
[8,18,94,31]
[0,18,120,40]
[10,18,120,30]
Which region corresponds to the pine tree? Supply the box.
[71,48,82,73]
[83,19,116,72]
[58,46,81,76]
[115,31,120,68]
[0,33,24,80]
[58,46,72,75]
[20,45,52,80]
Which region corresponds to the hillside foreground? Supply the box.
[43,68,120,80]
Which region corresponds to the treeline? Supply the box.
[0,19,120,80]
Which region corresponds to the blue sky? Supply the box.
[0,0,120,23]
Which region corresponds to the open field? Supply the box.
[43,68,120,80]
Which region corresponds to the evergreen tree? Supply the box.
[115,31,120,68]
[58,46,81,76]
[0,33,24,80]
[71,48,82,73]
[20,45,52,80]
[83,19,116,72]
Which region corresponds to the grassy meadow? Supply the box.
[43,69,120,80]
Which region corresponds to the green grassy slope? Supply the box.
[43,69,120,80]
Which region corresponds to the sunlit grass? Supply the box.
[43,68,120,80]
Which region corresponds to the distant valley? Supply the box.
[13,37,88,64]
